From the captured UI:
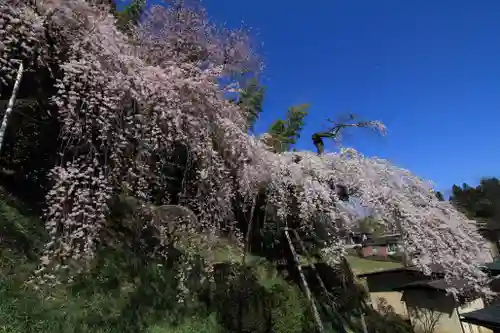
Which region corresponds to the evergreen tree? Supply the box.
[237,78,265,131]
[435,191,445,201]
[267,104,309,153]
[450,178,500,255]
[115,0,146,34]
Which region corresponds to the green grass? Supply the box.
[0,187,410,333]
[0,192,317,333]
[345,255,403,275]
[147,314,222,333]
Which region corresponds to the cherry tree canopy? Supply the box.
[0,0,492,295]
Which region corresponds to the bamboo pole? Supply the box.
[291,229,332,301]
[238,196,257,332]
[242,196,257,264]
[284,227,325,333]
[291,228,352,333]
[0,62,24,153]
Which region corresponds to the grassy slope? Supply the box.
[0,192,226,333]
[346,255,403,275]
[0,192,317,333]
[0,186,406,333]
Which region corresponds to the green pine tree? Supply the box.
[267,104,310,153]
[115,0,146,34]
[237,78,265,131]
[450,178,500,256]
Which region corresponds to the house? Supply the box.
[356,234,402,259]
[456,261,500,333]
[357,259,500,333]
[346,231,369,245]
[482,260,500,300]
[483,260,500,275]
[357,265,444,320]
[460,302,500,333]
[394,279,490,333]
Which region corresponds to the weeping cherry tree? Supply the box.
[0,0,493,299]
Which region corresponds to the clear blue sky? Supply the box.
[120,0,500,195]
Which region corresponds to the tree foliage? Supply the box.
[356,216,386,237]
[237,77,265,131]
[115,0,146,33]
[450,178,500,251]
[434,191,445,202]
[0,0,493,300]
[265,103,309,153]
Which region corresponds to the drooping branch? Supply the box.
[312,113,386,155]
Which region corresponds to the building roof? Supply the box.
[460,302,500,329]
[356,266,409,277]
[392,278,468,292]
[363,234,401,246]
[356,263,445,278]
[482,260,500,275]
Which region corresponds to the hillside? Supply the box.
[0,188,414,333]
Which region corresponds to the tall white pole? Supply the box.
[284,227,325,333]
[0,62,24,153]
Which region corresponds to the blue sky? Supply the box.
[118,0,500,195]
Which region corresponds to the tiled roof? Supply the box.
[393,278,468,292]
[363,234,401,246]
[460,302,500,329]
[356,263,445,278]
[482,260,500,274]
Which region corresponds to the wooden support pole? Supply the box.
[284,227,325,333]
[290,229,332,302]
[0,62,24,153]
[291,228,353,333]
